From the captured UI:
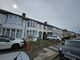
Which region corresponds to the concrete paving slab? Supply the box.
[34,56,43,60]
[39,52,48,60]
[34,47,59,60]
[43,48,55,54]
[49,46,59,52]
[45,52,54,56]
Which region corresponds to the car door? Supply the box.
[0,37,11,49]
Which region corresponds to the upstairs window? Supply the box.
[0,24,2,33]
[39,24,41,29]
[6,14,22,25]
[47,26,53,30]
[27,20,37,27]
[44,26,46,30]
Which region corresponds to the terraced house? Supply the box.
[0,9,63,41]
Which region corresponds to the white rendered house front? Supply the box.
[0,12,25,39]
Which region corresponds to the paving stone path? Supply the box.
[32,46,59,60]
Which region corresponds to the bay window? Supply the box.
[11,29,15,38]
[6,14,22,25]
[6,29,10,37]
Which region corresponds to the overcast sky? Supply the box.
[0,0,80,33]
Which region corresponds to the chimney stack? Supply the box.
[22,13,26,18]
[44,21,47,25]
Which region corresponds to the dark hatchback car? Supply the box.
[59,40,80,60]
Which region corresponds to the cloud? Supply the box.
[0,0,80,32]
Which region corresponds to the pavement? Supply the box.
[33,46,59,60]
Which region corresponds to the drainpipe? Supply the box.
[0,24,2,35]
[44,21,47,39]
[22,13,26,39]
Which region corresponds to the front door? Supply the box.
[43,32,47,40]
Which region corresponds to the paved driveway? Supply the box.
[33,46,60,60]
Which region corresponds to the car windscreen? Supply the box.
[65,41,80,47]
[9,37,15,40]
[0,36,15,41]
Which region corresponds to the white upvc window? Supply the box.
[27,30,37,38]
[11,29,15,38]
[32,21,33,27]
[2,28,6,36]
[39,24,41,29]
[6,29,10,37]
[33,21,36,27]
[30,20,32,27]
[27,20,37,28]
[7,15,13,24]
[6,14,22,25]
[0,24,2,33]
[16,29,22,38]
[27,30,31,37]
[16,30,19,38]
[34,21,37,27]
[29,20,32,27]
[27,21,29,27]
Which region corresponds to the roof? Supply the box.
[25,17,55,27]
[0,9,26,20]
[0,9,60,28]
[0,9,21,17]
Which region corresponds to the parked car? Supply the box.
[46,36,62,41]
[59,40,80,60]
[0,37,24,50]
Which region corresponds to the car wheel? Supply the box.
[11,44,20,49]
